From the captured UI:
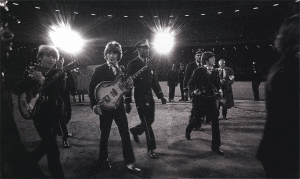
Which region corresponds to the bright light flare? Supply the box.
[49,27,84,54]
[153,31,175,54]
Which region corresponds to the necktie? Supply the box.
[220,69,224,80]
[111,64,119,76]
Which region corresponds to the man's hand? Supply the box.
[29,70,45,84]
[161,97,167,104]
[93,105,102,115]
[184,91,188,100]
[72,95,77,103]
[125,103,131,113]
[126,77,134,88]
[218,89,223,97]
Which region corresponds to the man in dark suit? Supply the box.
[56,56,77,148]
[167,63,178,102]
[125,39,167,159]
[251,61,262,101]
[217,59,235,120]
[185,51,224,155]
[183,49,204,130]
[88,41,141,172]
[1,2,46,177]
[178,63,185,101]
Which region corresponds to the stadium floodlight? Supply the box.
[49,26,84,54]
[153,29,175,54]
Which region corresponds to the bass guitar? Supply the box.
[94,65,149,111]
[18,61,78,119]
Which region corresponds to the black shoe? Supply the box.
[130,128,140,143]
[126,165,141,173]
[98,159,111,171]
[185,133,191,140]
[223,116,228,120]
[149,150,159,159]
[63,140,70,148]
[179,98,184,101]
[211,147,225,155]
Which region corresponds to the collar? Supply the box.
[107,62,119,68]
[196,61,201,67]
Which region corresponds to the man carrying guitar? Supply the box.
[125,39,167,159]
[88,41,141,173]
[1,1,46,177]
[30,45,66,178]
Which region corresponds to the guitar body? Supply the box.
[18,92,47,119]
[94,74,131,111]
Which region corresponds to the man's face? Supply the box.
[172,64,176,70]
[0,21,14,61]
[137,46,149,59]
[40,54,57,69]
[56,57,64,69]
[180,64,184,70]
[195,53,202,63]
[218,60,226,68]
[207,56,216,66]
[105,51,119,64]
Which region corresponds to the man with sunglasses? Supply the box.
[125,39,167,159]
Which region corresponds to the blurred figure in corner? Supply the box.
[257,14,299,178]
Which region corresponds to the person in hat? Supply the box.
[125,39,167,159]
[183,49,204,131]
[0,0,46,177]
[88,41,141,172]
[185,51,224,155]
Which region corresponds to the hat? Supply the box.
[195,48,203,55]
[201,51,215,62]
[134,39,150,49]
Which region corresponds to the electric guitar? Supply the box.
[94,65,149,111]
[18,61,78,119]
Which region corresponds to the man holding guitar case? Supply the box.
[88,41,141,173]
[124,39,167,159]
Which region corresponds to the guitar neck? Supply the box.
[41,61,77,91]
[131,66,148,80]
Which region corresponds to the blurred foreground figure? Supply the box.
[0,1,46,177]
[257,14,299,178]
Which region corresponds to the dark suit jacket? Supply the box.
[125,57,163,104]
[187,67,217,106]
[183,61,198,92]
[167,69,178,86]
[88,63,125,109]
[64,70,77,96]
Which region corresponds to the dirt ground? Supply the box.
[13,81,267,178]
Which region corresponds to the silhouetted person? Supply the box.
[167,64,178,102]
[251,61,262,100]
[178,63,185,101]
[1,1,46,177]
[257,14,299,178]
